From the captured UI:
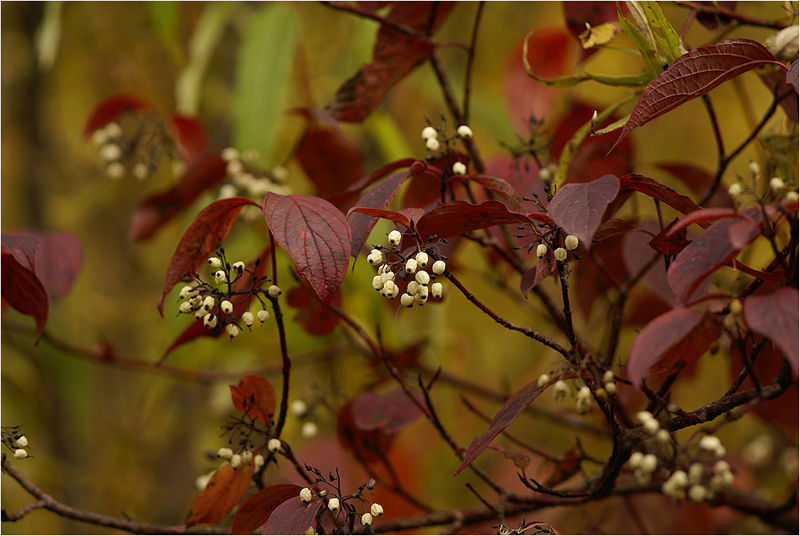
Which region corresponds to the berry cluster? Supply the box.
[367,229,447,308]
[660,434,734,502]
[290,399,319,439]
[2,425,30,460]
[175,248,276,339]
[727,159,798,203]
[298,467,384,534]
[421,122,472,175]
[546,370,617,415]
[89,110,171,181]
[219,148,291,202]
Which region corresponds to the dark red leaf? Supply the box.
[185,461,254,527]
[296,124,367,198]
[548,174,620,247]
[337,400,395,463]
[611,39,779,152]
[619,174,702,217]
[456,373,572,475]
[487,444,531,470]
[167,114,208,166]
[744,288,799,379]
[129,155,228,241]
[787,58,798,92]
[627,308,722,386]
[1,232,39,271]
[1,253,48,341]
[667,211,762,304]
[263,194,351,307]
[657,163,735,209]
[286,282,341,337]
[648,219,691,256]
[83,94,151,137]
[594,218,637,241]
[230,376,277,427]
[347,206,424,231]
[158,197,260,315]
[232,484,302,535]
[348,167,418,257]
[452,174,522,208]
[32,232,84,301]
[415,200,534,242]
[623,221,673,306]
[760,65,798,122]
[352,389,426,433]
[696,1,736,29]
[520,252,557,298]
[327,2,454,122]
[262,493,323,535]
[326,158,417,208]
[667,207,747,236]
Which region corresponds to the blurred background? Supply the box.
[2,2,796,534]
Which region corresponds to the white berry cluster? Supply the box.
[289,399,318,439]
[636,410,671,444]
[219,147,291,201]
[90,121,154,181]
[2,426,30,460]
[628,451,660,486]
[367,230,446,308]
[175,250,274,339]
[421,123,473,172]
[547,372,616,414]
[727,164,797,203]
[12,435,30,460]
[216,446,265,470]
[663,458,734,502]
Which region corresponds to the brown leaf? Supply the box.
[185,461,254,527]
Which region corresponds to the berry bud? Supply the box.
[13,449,27,459]
[421,126,438,140]
[226,324,239,338]
[221,300,233,314]
[536,243,548,258]
[415,251,429,267]
[268,438,281,453]
[432,260,446,274]
[232,261,245,273]
[641,454,658,473]
[106,162,125,180]
[699,435,721,453]
[452,162,467,175]
[537,374,550,387]
[688,484,706,503]
[15,436,28,448]
[300,488,312,504]
[361,513,373,527]
[371,503,384,517]
[644,419,660,435]
[554,247,567,262]
[217,447,233,460]
[268,285,282,298]
[636,411,654,425]
[553,380,569,400]
[415,270,430,286]
[215,271,227,285]
[179,286,195,300]
[203,314,218,329]
[426,137,440,151]
[257,310,270,323]
[242,311,255,326]
[207,257,222,270]
[405,258,418,274]
[728,183,742,198]
[387,230,402,246]
[430,281,443,299]
[656,430,670,443]
[367,249,384,265]
[328,497,340,512]
[203,296,216,311]
[564,235,579,251]
[400,293,414,308]
[132,162,149,181]
[629,452,643,468]
[604,382,616,395]
[603,370,614,383]
[456,125,473,138]
[179,301,193,314]
[254,454,265,468]
[748,160,760,176]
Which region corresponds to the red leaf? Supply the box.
[185,461,254,527]
[486,444,530,470]
[158,197,260,314]
[520,252,557,298]
[760,65,798,122]
[129,155,228,241]
[415,200,534,242]
[83,94,151,137]
[286,283,341,337]
[327,2,454,122]
[346,206,424,231]
[347,166,418,257]
[611,39,779,152]
[230,375,277,427]
[547,174,620,247]
[296,124,367,198]
[167,114,209,166]
[657,163,735,209]
[263,194,351,307]
[619,174,702,217]
[337,400,395,463]
[667,207,746,235]
[1,232,39,271]
[787,58,798,92]
[232,484,302,535]
[695,1,736,30]
[455,373,571,475]
[744,288,799,379]
[352,389,426,433]
[2,231,84,301]
[326,158,417,208]
[648,219,691,256]
[452,174,522,208]
[262,493,324,535]
[627,307,722,386]
[1,253,48,341]
[667,211,762,304]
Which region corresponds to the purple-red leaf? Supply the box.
[1,253,48,341]
[129,155,229,241]
[415,200,534,242]
[1,232,39,271]
[262,494,323,535]
[456,374,571,475]
[286,282,341,337]
[620,174,702,217]
[744,288,799,379]
[232,484,302,535]
[346,206,424,231]
[2,231,84,301]
[452,174,522,208]
[648,219,691,257]
[520,252,557,298]
[167,114,209,166]
[230,375,277,427]
[185,461,254,527]
[159,197,260,314]
[263,194,351,307]
[83,94,151,137]
[352,389,426,433]
[611,39,779,152]
[627,307,721,386]
[667,211,762,304]
[787,59,798,91]
[296,124,367,198]
[548,174,620,247]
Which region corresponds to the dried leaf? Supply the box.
[648,218,691,256]
[185,462,254,527]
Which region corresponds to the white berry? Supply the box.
[387,230,402,246]
[367,249,384,265]
[268,285,281,298]
[100,143,122,161]
[179,286,195,300]
[221,147,240,162]
[207,257,222,270]
[452,162,467,175]
[300,488,312,504]
[361,513,373,527]
[106,162,125,180]
[564,235,579,250]
[537,374,550,387]
[328,497,340,512]
[242,311,255,326]
[15,436,28,448]
[770,177,786,193]
[179,301,193,314]
[430,282,443,299]
[226,324,239,338]
[457,125,473,138]
[13,449,27,459]
[230,454,242,469]
[421,126,438,140]
[431,260,446,274]
[728,183,742,197]
[370,503,384,517]
[425,137,440,151]
[415,251,429,267]
[301,422,318,439]
[268,438,281,453]
[203,314,218,329]
[554,247,567,262]
[400,293,414,307]
[202,296,216,311]
[215,271,227,285]
[372,275,384,291]
[290,399,307,416]
[254,454,265,468]
[405,258,418,274]
[217,447,233,460]
[257,310,270,323]
[553,380,569,400]
[536,244,548,258]
[415,270,430,286]
[221,300,233,314]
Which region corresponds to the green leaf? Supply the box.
[618,3,663,76]
[175,2,237,115]
[233,4,300,166]
[640,1,684,64]
[592,113,631,135]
